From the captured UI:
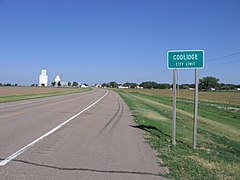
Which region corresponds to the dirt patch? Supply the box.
[136,108,169,122]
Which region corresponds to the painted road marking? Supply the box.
[0,91,108,167]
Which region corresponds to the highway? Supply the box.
[0,89,166,179]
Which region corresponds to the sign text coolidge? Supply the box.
[168,50,204,69]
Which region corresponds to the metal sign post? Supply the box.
[177,70,180,98]
[172,69,177,146]
[193,69,199,149]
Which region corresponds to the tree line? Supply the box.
[0,83,18,87]
[102,77,240,91]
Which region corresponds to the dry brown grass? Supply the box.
[120,89,240,105]
[0,87,72,97]
[189,155,240,179]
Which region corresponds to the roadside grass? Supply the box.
[116,89,240,179]
[0,88,91,103]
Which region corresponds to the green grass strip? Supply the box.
[0,88,92,103]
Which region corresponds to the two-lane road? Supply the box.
[0,89,166,179]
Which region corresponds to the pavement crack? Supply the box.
[11,159,165,178]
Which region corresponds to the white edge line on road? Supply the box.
[0,90,109,167]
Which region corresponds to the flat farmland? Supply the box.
[122,89,240,105]
[0,87,91,103]
[0,87,75,96]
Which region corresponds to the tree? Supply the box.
[110,82,118,88]
[52,82,56,87]
[159,83,171,89]
[102,83,110,88]
[139,81,172,89]
[72,82,78,87]
[68,82,71,87]
[199,76,219,90]
[123,82,138,88]
[41,83,45,87]
[140,81,158,89]
[57,81,61,87]
[179,84,190,89]
[189,84,195,88]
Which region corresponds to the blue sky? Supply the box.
[0,0,240,85]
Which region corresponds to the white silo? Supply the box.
[39,69,48,86]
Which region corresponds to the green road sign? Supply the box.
[168,50,204,69]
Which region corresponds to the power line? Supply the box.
[126,51,240,83]
[206,59,240,67]
[206,52,240,62]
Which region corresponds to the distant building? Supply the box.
[55,75,61,84]
[118,85,129,89]
[95,84,102,88]
[39,69,48,86]
[81,84,88,88]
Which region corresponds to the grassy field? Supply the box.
[0,87,91,103]
[123,89,240,106]
[116,89,240,179]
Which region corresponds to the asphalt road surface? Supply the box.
[0,89,167,179]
